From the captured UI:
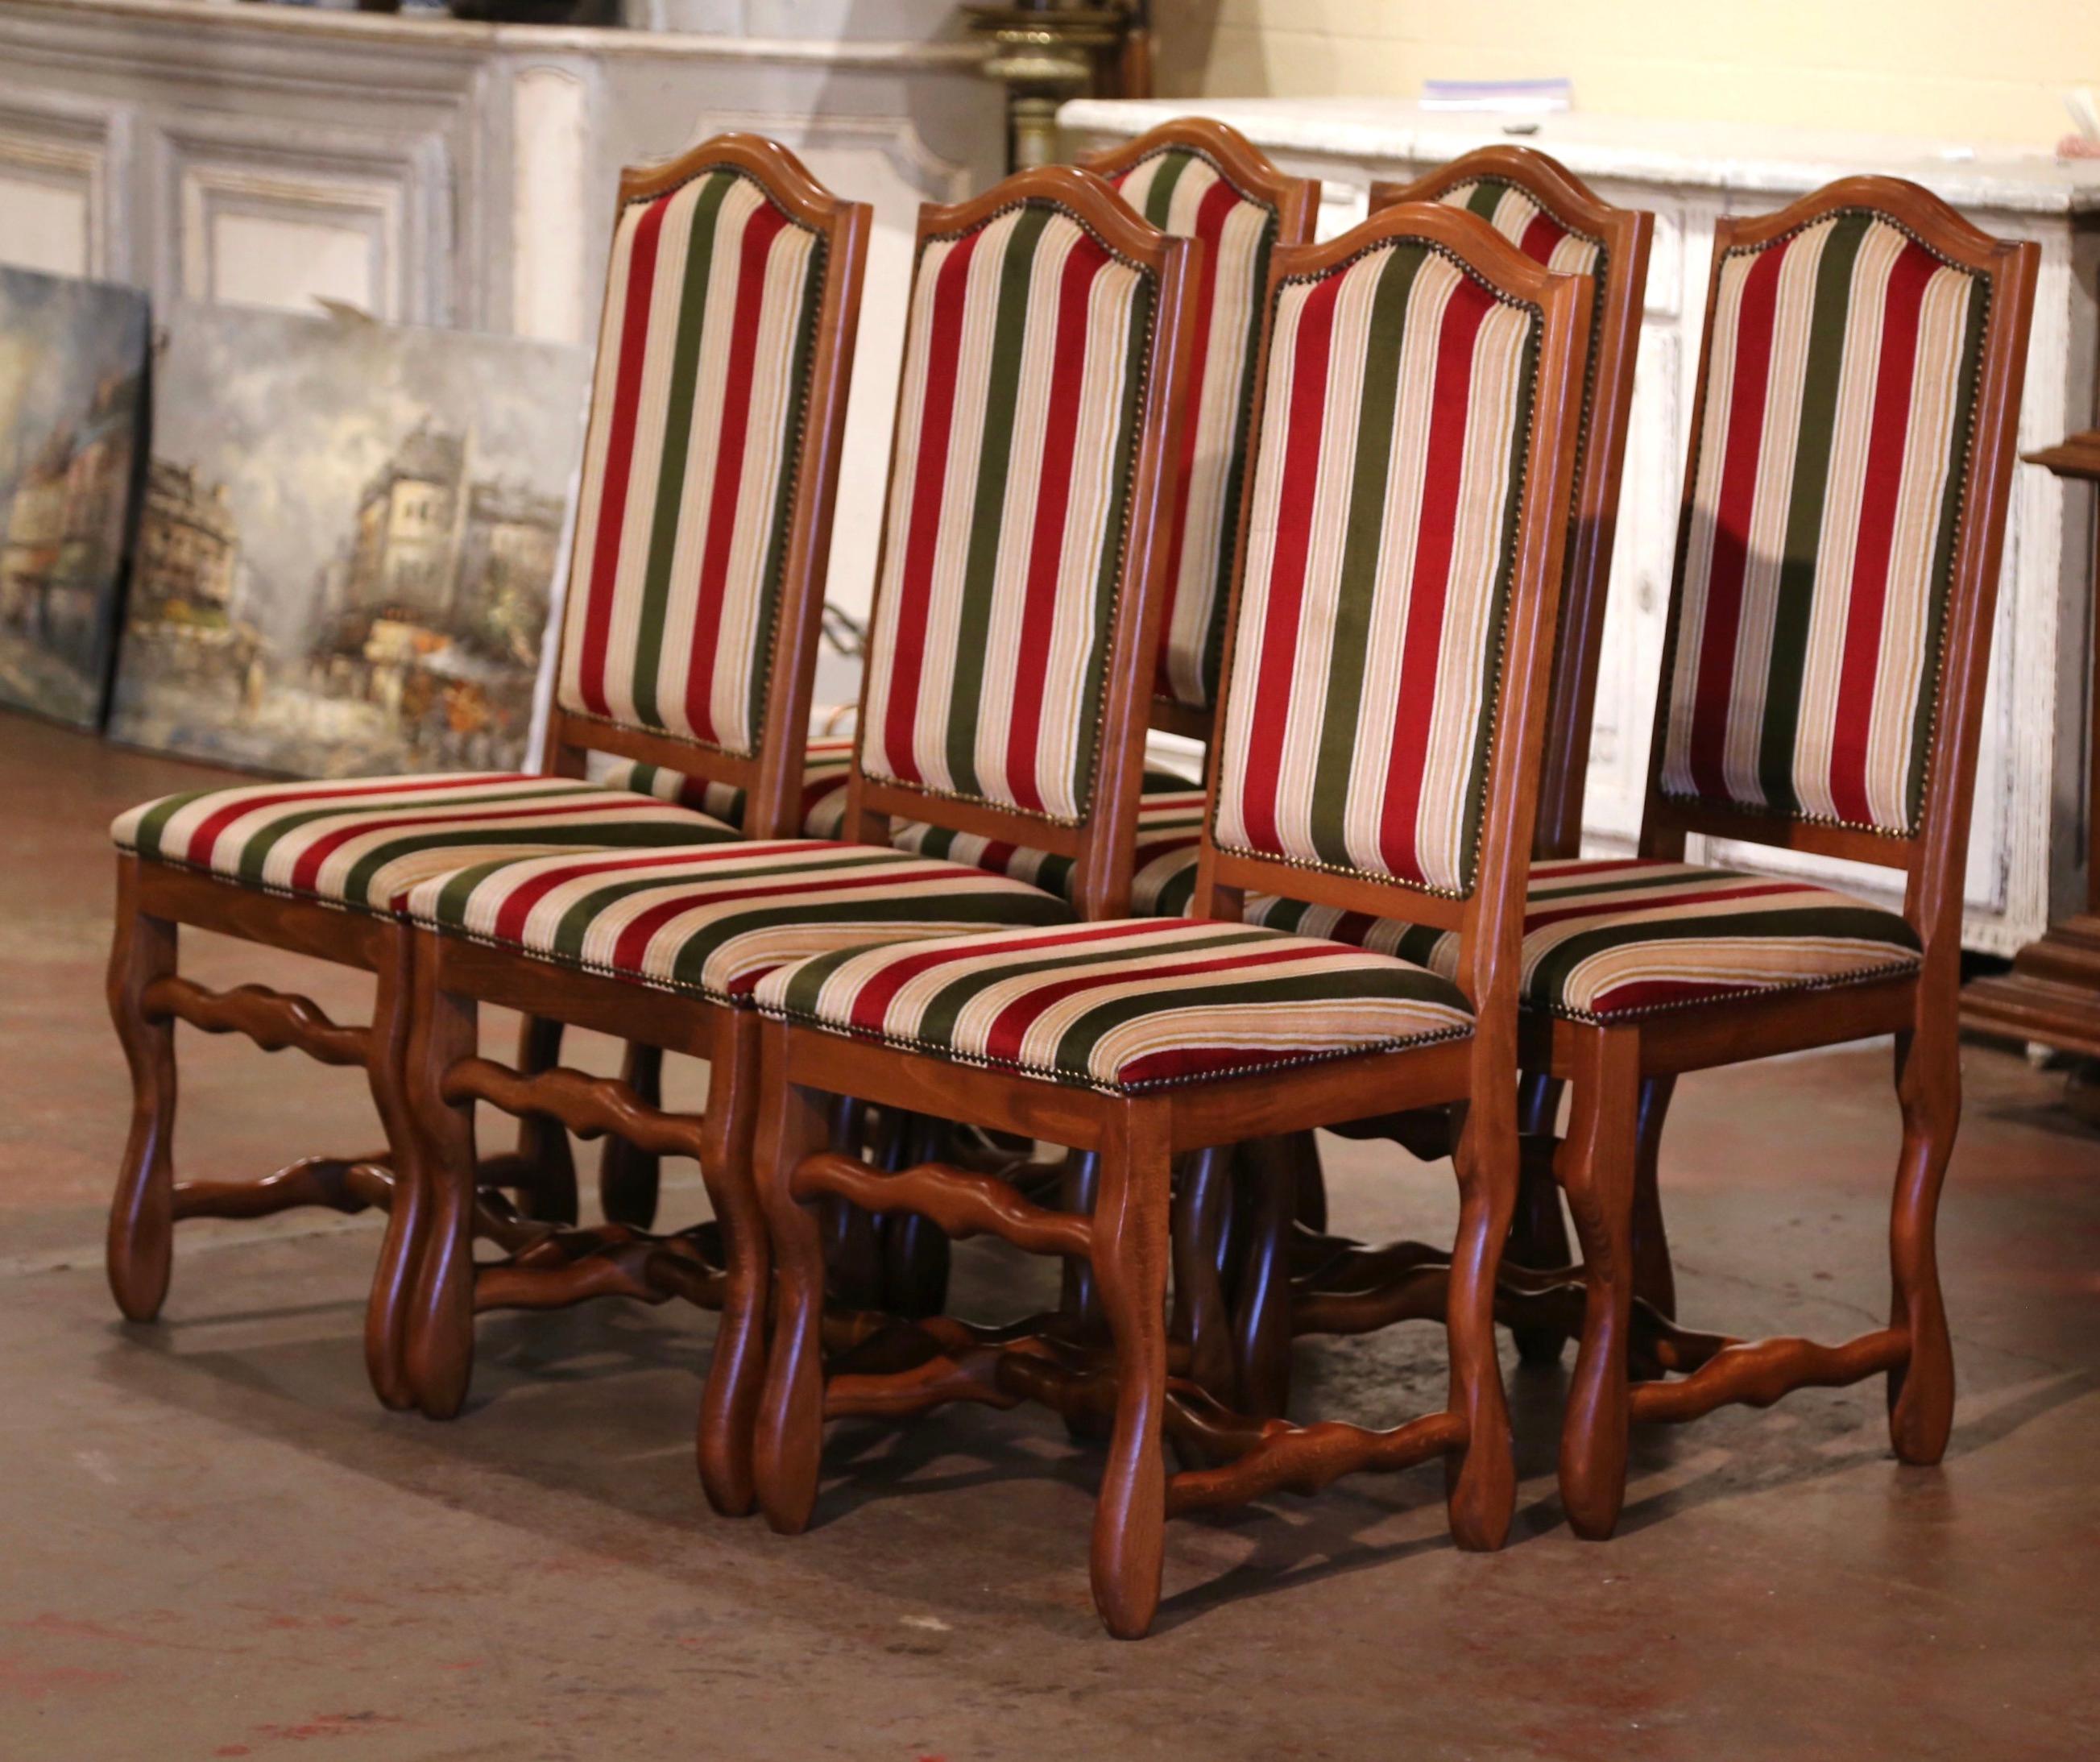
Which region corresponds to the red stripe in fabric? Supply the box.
[604,861,1006,976]
[284,798,665,896]
[1516,210,1570,265]
[1521,878,1807,931]
[1684,242,1788,798]
[184,775,519,867]
[1151,176,1241,700]
[575,195,673,719]
[842,918,1169,1030]
[487,840,822,943]
[682,203,792,744]
[1586,976,1764,1016]
[980,942,1369,1067]
[1825,242,1936,823]
[1236,273,1342,854]
[1375,273,1494,883]
[1001,233,1111,812]
[880,231,982,784]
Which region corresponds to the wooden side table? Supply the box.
[1962,430,2100,1060]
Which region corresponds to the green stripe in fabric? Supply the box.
[1309,244,1424,867]
[1454,312,1539,895]
[1756,211,1869,811]
[631,171,735,728]
[666,891,1073,997]
[1526,901,1920,1011]
[744,226,828,752]
[946,204,1054,796]
[1464,183,1505,223]
[1051,966,1464,1084]
[1070,263,1156,819]
[1137,149,1191,227]
[1903,270,1988,831]
[231,786,597,888]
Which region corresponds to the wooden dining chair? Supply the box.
[389,165,1199,1519]
[748,199,1593,1637]
[102,135,870,1410]
[580,118,1318,1253]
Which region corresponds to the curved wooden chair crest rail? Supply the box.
[101,133,872,1411]
[1262,174,2040,1543]
[746,198,1595,1638]
[388,164,1204,1519]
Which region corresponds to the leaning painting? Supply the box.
[0,266,149,730]
[109,303,588,776]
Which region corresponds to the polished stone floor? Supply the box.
[2,709,2096,1760]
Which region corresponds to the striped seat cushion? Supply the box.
[406,840,1077,1005]
[556,164,827,757]
[1212,232,1541,898]
[1658,209,1988,835]
[755,918,1472,1095]
[1246,857,1921,1023]
[858,200,1157,824]
[112,774,738,916]
[1110,146,1280,711]
[602,747,1203,911]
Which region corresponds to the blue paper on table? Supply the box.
[1421,77,1572,114]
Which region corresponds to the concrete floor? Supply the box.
[2,707,2098,1761]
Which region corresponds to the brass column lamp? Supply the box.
[963,2,1146,172]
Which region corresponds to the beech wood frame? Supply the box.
[1279,176,2038,1540]
[102,134,872,1412]
[392,165,1202,1513]
[750,202,1594,1637]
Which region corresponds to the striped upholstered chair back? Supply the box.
[1198,201,1593,1010]
[1371,148,1652,859]
[546,135,870,839]
[1643,178,2036,921]
[1079,118,1319,736]
[847,165,1199,918]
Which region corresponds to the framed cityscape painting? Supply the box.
[108,301,589,777]
[0,265,150,730]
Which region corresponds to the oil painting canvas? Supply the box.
[109,302,589,777]
[0,266,149,730]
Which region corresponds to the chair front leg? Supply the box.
[106,864,178,1324]
[752,1047,835,1536]
[1630,1074,1678,1321]
[1887,1022,1959,1465]
[403,961,481,1420]
[1445,1068,1520,1552]
[362,925,422,1412]
[1088,1102,1173,1641]
[1510,1073,1572,1364]
[1555,1027,1642,1540]
[692,1020,769,1517]
[1230,1135,1300,1420]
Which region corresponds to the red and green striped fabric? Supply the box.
[556,164,828,758]
[1109,146,1281,711]
[601,746,1205,913]
[406,839,1076,1006]
[1438,179,1604,284]
[1212,237,1541,898]
[112,773,737,916]
[857,199,1157,825]
[1245,856,1920,1022]
[1658,209,1988,836]
[754,918,1472,1095]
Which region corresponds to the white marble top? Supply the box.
[1062,97,2100,217]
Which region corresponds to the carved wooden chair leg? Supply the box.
[403,964,482,1421]
[106,873,178,1325]
[1231,1136,1299,1420]
[1887,1024,1959,1464]
[508,1016,578,1225]
[361,925,424,1412]
[1443,1069,1521,1549]
[1058,1147,1110,1442]
[690,1018,771,1516]
[598,1042,665,1229]
[1170,1145,1236,1407]
[823,1107,894,1311]
[753,1073,837,1536]
[1554,1027,1642,1540]
[1088,1103,1173,1641]
[1507,1071,1574,1360]
[881,1114,954,1319]
[1628,1073,1677,1323]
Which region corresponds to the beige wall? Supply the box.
[1151,1,2099,147]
